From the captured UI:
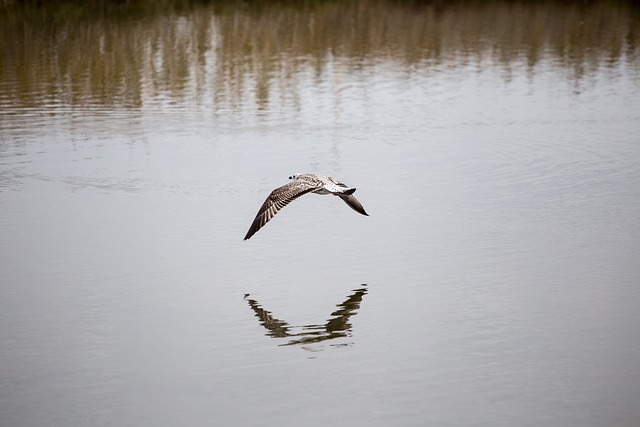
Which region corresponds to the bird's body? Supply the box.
[243,173,368,240]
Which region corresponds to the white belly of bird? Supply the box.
[315,183,345,194]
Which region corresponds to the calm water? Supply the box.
[1,1,640,426]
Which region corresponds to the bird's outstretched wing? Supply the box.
[244,181,318,240]
[338,193,369,216]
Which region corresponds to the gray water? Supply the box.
[1,1,640,426]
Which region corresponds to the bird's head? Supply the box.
[288,174,302,180]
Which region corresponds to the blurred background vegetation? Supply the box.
[1,0,638,109]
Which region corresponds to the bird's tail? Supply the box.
[342,187,356,195]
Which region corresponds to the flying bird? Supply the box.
[244,173,369,240]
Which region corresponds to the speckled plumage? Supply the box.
[243,174,368,240]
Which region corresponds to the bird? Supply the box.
[243,173,369,240]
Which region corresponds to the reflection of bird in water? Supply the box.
[243,174,369,240]
[244,285,367,349]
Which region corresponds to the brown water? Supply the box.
[1,1,640,426]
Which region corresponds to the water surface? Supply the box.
[1,1,640,426]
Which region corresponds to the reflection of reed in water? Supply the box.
[245,285,367,350]
[0,1,637,109]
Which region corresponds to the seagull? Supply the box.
[244,173,369,240]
